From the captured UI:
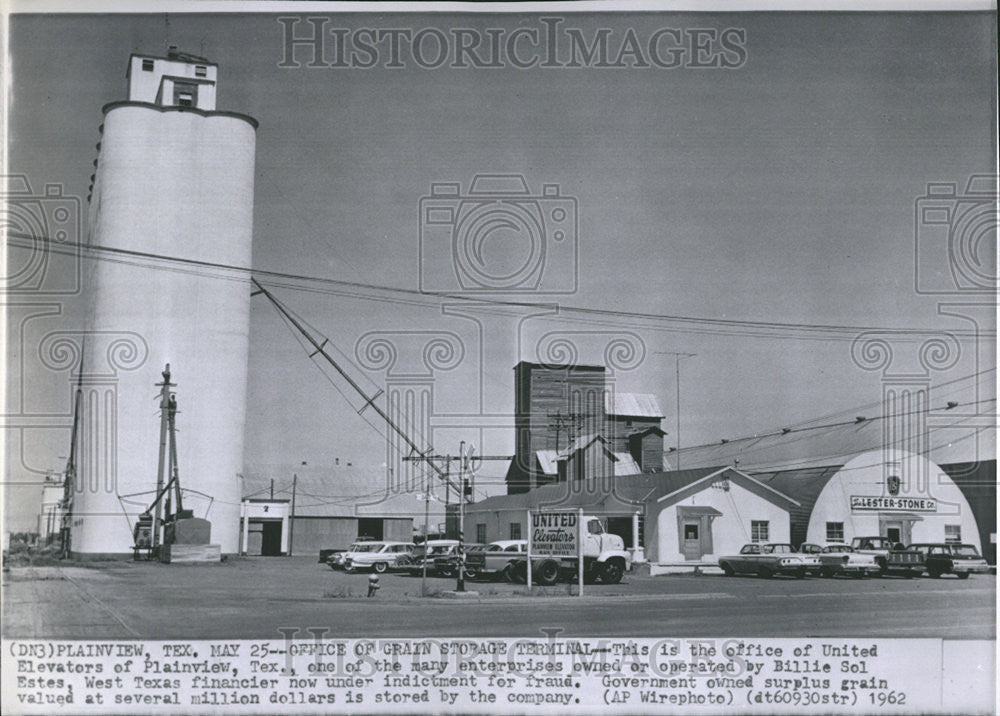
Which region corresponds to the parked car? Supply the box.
[433,543,486,578]
[463,540,527,581]
[326,542,366,570]
[719,543,821,578]
[801,543,880,578]
[342,541,415,573]
[850,536,925,578]
[909,543,990,579]
[396,540,460,575]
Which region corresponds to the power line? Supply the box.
[8,231,994,342]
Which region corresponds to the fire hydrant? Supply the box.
[367,573,380,598]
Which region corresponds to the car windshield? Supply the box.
[485,544,504,552]
[953,545,981,557]
[352,544,382,553]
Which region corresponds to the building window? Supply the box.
[195,65,207,77]
[826,522,844,543]
[751,520,769,543]
[510,522,521,540]
[173,82,198,107]
[944,525,961,544]
[476,524,486,544]
[142,59,154,71]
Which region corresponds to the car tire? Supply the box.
[601,560,625,585]
[535,560,560,586]
[957,572,970,579]
[928,568,941,579]
[794,569,806,579]
[758,566,773,579]
[903,570,914,579]
[721,563,735,577]
[820,567,834,578]
[875,557,888,576]
[373,562,387,574]
[464,565,479,580]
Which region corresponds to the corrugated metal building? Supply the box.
[241,466,423,556]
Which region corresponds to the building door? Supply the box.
[261,522,283,556]
[884,523,902,545]
[682,521,702,560]
[357,518,383,541]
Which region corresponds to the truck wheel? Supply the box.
[903,570,914,579]
[956,572,970,579]
[928,568,941,578]
[601,560,625,585]
[721,563,735,577]
[758,566,773,579]
[535,560,560,586]
[505,563,526,584]
[820,567,834,578]
[794,569,806,579]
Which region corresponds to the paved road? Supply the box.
[3,558,993,640]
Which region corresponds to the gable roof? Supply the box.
[465,466,727,515]
[606,392,665,418]
[655,466,800,511]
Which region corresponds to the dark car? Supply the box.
[909,543,990,579]
[432,543,486,578]
[396,540,460,575]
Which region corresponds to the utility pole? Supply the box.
[151,364,174,553]
[289,473,297,557]
[404,455,450,597]
[657,352,696,470]
[406,447,512,594]
[422,472,431,597]
[457,441,467,592]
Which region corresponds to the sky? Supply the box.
[5,9,997,530]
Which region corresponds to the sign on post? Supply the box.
[528,510,584,597]
[531,511,579,556]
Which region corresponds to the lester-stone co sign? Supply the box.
[530,511,579,556]
[850,495,937,512]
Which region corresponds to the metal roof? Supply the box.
[605,392,665,418]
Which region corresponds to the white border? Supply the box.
[3,1,998,14]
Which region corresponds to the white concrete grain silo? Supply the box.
[73,50,257,556]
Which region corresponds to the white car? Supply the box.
[801,543,880,578]
[342,541,415,573]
